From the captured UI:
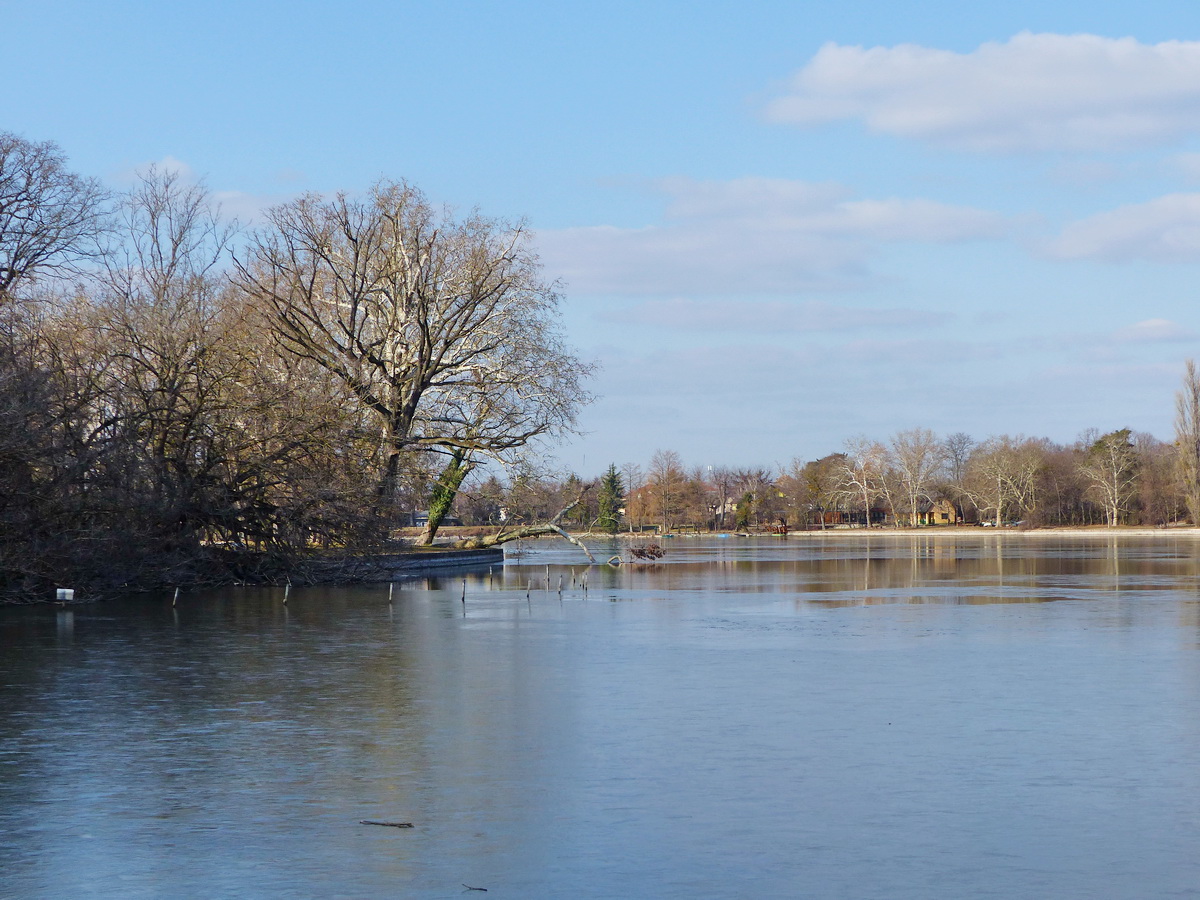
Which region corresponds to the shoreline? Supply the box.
[586,526,1200,539]
[295,547,506,582]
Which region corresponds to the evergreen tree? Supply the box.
[597,464,624,533]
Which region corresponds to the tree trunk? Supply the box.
[451,522,594,562]
[377,449,402,518]
[417,449,472,545]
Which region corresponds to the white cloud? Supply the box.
[766,33,1200,152]
[537,177,1005,295]
[211,189,290,225]
[595,297,944,333]
[1047,193,1200,262]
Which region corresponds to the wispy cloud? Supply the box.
[765,32,1200,152]
[1046,193,1200,262]
[211,189,293,225]
[1111,318,1198,343]
[108,156,295,225]
[537,177,1005,295]
[111,155,196,185]
[595,297,944,333]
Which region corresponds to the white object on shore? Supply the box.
[56,588,74,602]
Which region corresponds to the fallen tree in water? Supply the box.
[447,488,596,563]
[606,542,665,566]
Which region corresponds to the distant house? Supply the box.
[913,498,958,526]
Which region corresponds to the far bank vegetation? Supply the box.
[524,424,1192,537]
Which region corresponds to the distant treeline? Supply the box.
[0,133,590,601]
[451,420,1200,535]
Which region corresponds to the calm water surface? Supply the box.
[4,534,1200,898]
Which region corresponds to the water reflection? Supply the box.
[4,535,1200,898]
[498,533,1200,609]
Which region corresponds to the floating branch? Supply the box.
[360,819,414,828]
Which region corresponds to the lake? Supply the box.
[3,533,1200,898]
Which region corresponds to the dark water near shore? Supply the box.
[4,534,1200,898]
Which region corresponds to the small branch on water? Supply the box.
[462,886,488,893]
[360,819,414,828]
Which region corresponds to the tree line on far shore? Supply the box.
[450,390,1200,534]
[0,133,591,600]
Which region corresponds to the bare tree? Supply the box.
[964,435,1044,527]
[620,462,645,532]
[0,132,108,304]
[839,437,887,527]
[706,465,738,530]
[1035,443,1090,526]
[1135,432,1183,525]
[731,467,778,530]
[236,180,592,536]
[803,454,847,529]
[93,170,239,551]
[776,459,813,530]
[1079,429,1139,527]
[90,170,379,558]
[1176,359,1200,524]
[889,428,946,526]
[648,449,687,532]
[943,432,974,485]
[938,431,976,521]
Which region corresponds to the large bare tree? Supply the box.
[839,436,887,527]
[889,428,946,526]
[235,180,592,536]
[964,435,1044,527]
[647,449,687,533]
[0,132,108,304]
[91,170,379,558]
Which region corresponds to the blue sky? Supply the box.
[12,1,1200,475]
